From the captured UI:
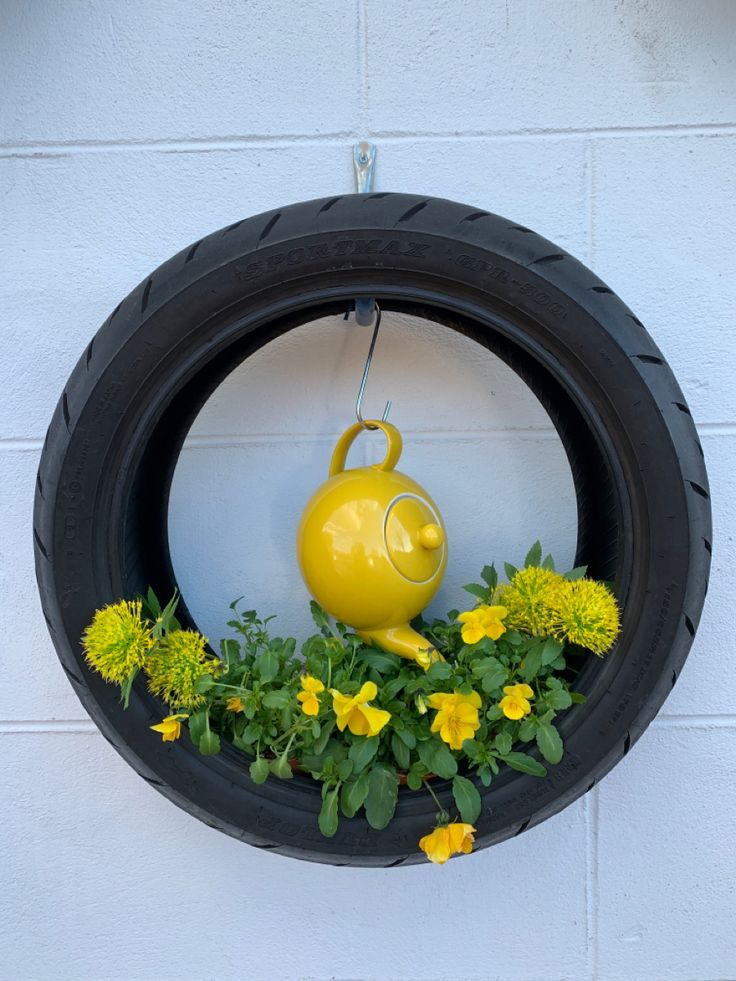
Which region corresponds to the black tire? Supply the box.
[34,193,711,866]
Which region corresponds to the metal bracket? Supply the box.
[353,141,376,194]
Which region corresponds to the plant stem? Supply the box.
[423,778,449,825]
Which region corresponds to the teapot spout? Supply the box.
[359,624,443,671]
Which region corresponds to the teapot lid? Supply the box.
[384,494,445,583]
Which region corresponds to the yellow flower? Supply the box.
[500,566,568,636]
[329,681,391,737]
[419,822,476,865]
[227,696,244,713]
[82,599,153,683]
[427,690,482,750]
[150,713,188,742]
[499,683,535,720]
[553,578,620,655]
[297,676,325,716]
[458,605,508,644]
[145,629,219,709]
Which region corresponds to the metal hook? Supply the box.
[355,303,391,429]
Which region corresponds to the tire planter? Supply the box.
[34,193,711,866]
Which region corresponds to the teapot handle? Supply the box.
[329,421,403,477]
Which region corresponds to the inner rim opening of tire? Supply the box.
[113,289,632,808]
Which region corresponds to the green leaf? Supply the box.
[518,717,537,742]
[480,564,498,590]
[188,709,207,746]
[494,731,512,756]
[522,643,544,682]
[348,736,380,773]
[462,583,488,600]
[503,630,524,646]
[504,562,519,582]
[478,765,493,787]
[341,771,370,818]
[262,690,291,710]
[119,668,139,709]
[336,758,354,781]
[255,649,279,683]
[198,729,221,756]
[541,553,556,571]
[220,637,240,667]
[365,765,399,830]
[269,753,293,780]
[417,739,458,779]
[473,656,507,692]
[249,757,270,784]
[452,775,482,824]
[146,587,162,618]
[243,722,261,743]
[358,650,402,673]
[406,762,425,791]
[536,723,564,764]
[426,660,453,681]
[391,732,411,770]
[541,637,564,666]
[382,676,408,700]
[159,591,181,632]
[501,751,547,777]
[564,565,588,581]
[524,541,542,568]
[548,688,573,710]
[312,720,334,755]
[309,600,331,634]
[194,673,216,694]
[395,727,416,749]
[570,691,587,704]
[318,787,340,837]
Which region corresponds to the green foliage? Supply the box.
[106,546,603,842]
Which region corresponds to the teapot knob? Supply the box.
[417,522,444,550]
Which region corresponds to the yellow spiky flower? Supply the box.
[145,629,219,709]
[83,599,153,683]
[553,578,620,655]
[499,566,569,636]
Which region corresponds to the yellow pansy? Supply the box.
[499,683,535,720]
[329,681,391,736]
[458,605,508,644]
[427,690,482,750]
[419,822,476,865]
[297,675,325,717]
[226,696,244,713]
[150,713,188,742]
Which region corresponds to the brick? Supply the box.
[366,0,736,133]
[0,0,358,144]
[0,730,589,980]
[597,724,736,980]
[591,135,736,423]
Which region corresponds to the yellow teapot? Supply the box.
[297,420,447,669]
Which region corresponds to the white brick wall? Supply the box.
[1,2,733,979]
